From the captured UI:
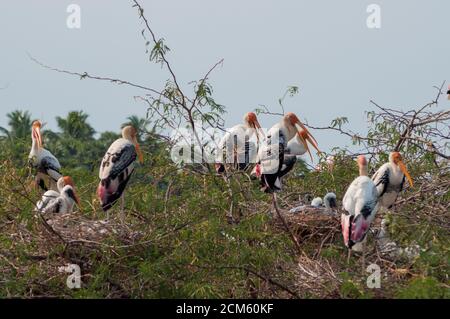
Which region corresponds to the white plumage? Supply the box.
[28,120,62,191]
[36,176,80,214]
[215,112,262,172]
[372,152,413,209]
[97,126,143,213]
[342,156,379,251]
[256,113,320,192]
[311,197,323,207]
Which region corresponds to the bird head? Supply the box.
[244,112,263,142]
[63,176,81,208]
[390,152,413,187]
[123,126,144,164]
[31,120,43,148]
[285,112,320,161]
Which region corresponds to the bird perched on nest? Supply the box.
[310,197,323,207]
[289,192,337,214]
[36,176,80,214]
[311,192,337,209]
[342,155,379,267]
[323,192,337,210]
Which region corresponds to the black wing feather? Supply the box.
[103,144,137,181]
[375,168,390,197]
[40,156,61,177]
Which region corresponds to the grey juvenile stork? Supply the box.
[36,176,80,214]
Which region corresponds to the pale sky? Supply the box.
[0,0,449,157]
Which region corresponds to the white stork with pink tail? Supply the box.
[97,126,143,218]
[341,155,379,264]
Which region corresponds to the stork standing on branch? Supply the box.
[342,155,379,266]
[215,112,263,173]
[97,126,144,219]
[28,120,62,191]
[372,152,413,209]
[256,112,320,193]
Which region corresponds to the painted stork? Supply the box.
[36,176,80,214]
[28,120,62,191]
[341,155,379,260]
[215,112,263,173]
[97,125,144,217]
[371,152,413,209]
[256,112,320,193]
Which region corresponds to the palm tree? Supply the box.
[56,111,95,140]
[0,110,32,140]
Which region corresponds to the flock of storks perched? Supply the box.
[28,107,416,257]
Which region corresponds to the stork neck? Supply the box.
[281,122,296,141]
[31,136,39,152]
[359,165,368,176]
[57,180,65,192]
[122,133,133,142]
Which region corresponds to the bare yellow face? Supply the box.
[391,152,413,187]
[63,176,75,188]
[245,112,262,141]
[63,176,81,206]
[391,151,402,164]
[285,112,320,161]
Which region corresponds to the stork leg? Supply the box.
[347,249,352,265]
[120,193,125,224]
[361,240,367,274]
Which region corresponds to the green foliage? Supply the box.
[396,277,450,299]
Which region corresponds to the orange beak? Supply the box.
[73,190,81,209]
[134,140,144,164]
[397,160,413,188]
[295,121,321,161]
[33,126,43,148]
[250,119,264,142]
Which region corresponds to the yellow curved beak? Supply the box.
[34,126,43,148]
[398,160,413,187]
[135,141,144,164]
[295,121,321,161]
[251,119,264,142]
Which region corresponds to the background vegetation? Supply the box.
[0,0,448,298]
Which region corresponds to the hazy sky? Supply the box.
[0,0,449,156]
